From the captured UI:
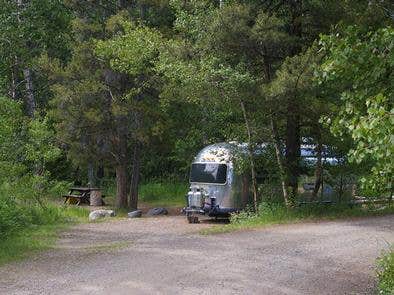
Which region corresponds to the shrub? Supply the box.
[0,197,28,238]
[0,196,66,239]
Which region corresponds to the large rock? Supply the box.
[128,210,142,218]
[89,209,115,221]
[147,207,168,216]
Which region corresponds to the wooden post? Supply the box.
[90,190,103,206]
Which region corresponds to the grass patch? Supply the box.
[201,203,394,235]
[82,241,130,253]
[101,181,188,208]
[0,224,65,265]
[377,247,394,295]
[139,182,187,207]
[0,205,89,265]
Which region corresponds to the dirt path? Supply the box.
[0,215,393,295]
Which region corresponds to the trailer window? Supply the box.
[190,163,227,184]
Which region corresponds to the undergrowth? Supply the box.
[139,182,187,206]
[202,202,394,235]
[103,181,187,207]
[0,200,88,265]
[377,248,394,294]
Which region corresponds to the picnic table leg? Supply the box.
[81,192,88,204]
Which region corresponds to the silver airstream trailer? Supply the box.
[183,141,348,223]
[184,142,252,223]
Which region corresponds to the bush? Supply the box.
[0,197,28,238]
[0,196,66,239]
[377,249,394,294]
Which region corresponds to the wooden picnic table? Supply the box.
[63,187,104,205]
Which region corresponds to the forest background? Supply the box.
[0,0,392,232]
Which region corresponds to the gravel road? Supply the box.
[0,215,393,295]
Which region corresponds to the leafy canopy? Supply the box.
[320,26,394,194]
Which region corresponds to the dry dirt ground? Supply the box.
[0,215,393,295]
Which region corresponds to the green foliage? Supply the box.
[0,0,72,104]
[95,16,166,144]
[0,196,63,239]
[377,248,394,295]
[0,196,30,239]
[96,18,163,76]
[0,97,61,179]
[320,27,394,194]
[0,202,88,265]
[0,97,25,178]
[25,117,61,165]
[0,96,66,216]
[1,0,393,227]
[0,97,81,263]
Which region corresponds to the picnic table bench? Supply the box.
[63,187,104,205]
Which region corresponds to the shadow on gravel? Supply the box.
[198,218,230,224]
[345,214,394,232]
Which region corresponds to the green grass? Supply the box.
[139,182,188,207]
[0,205,89,265]
[377,248,394,294]
[80,241,131,253]
[201,203,394,235]
[102,181,188,208]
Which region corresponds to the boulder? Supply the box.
[128,210,142,218]
[147,207,168,216]
[89,209,115,221]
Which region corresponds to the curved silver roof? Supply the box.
[193,142,246,164]
[193,142,341,165]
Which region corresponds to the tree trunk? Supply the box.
[262,49,292,206]
[129,143,141,210]
[17,1,34,116]
[87,161,95,187]
[312,132,323,199]
[115,163,128,208]
[139,3,147,20]
[284,0,303,201]
[239,99,259,212]
[338,174,343,203]
[270,116,292,207]
[96,165,104,186]
[285,101,300,201]
[16,0,36,117]
[10,66,17,100]
[23,67,35,117]
[115,123,128,208]
[118,0,127,8]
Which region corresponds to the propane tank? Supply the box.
[188,188,202,208]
